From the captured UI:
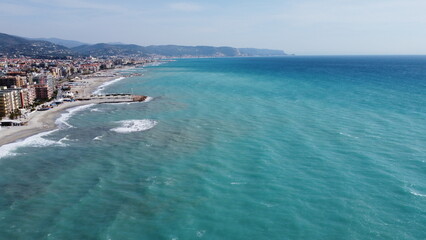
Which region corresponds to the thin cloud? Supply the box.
[0,2,37,15]
[30,0,127,12]
[272,0,426,24]
[169,2,204,12]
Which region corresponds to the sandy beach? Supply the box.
[0,66,135,146]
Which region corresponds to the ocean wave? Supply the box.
[0,104,95,158]
[409,189,426,198]
[230,182,247,185]
[90,108,102,112]
[144,96,154,103]
[110,119,157,133]
[93,135,104,141]
[0,130,65,159]
[58,135,74,144]
[339,132,359,139]
[107,102,134,105]
[56,104,96,128]
[92,77,126,94]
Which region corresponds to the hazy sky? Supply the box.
[1,0,425,55]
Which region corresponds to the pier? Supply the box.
[75,94,148,103]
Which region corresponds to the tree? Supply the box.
[9,109,22,120]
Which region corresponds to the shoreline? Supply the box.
[0,66,136,147]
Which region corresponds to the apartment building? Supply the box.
[34,84,53,100]
[0,75,26,88]
[0,87,20,118]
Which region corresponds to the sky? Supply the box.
[1,0,426,55]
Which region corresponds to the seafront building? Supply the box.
[0,87,20,118]
[0,91,11,117]
[0,75,26,88]
[34,84,53,100]
[15,87,35,108]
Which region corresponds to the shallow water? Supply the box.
[0,56,425,239]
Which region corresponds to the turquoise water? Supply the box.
[0,56,425,239]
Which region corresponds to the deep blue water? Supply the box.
[0,56,425,239]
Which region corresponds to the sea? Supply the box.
[0,56,425,239]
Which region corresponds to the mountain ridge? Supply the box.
[24,37,88,48]
[0,33,74,58]
[0,32,287,58]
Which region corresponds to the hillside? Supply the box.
[0,32,287,58]
[72,44,286,57]
[0,33,73,58]
[26,37,87,48]
[72,43,146,56]
[141,45,240,57]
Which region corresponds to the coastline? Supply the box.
[0,67,135,147]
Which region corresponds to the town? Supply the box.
[0,56,154,126]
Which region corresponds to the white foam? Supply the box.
[93,135,103,141]
[58,135,78,143]
[410,189,426,197]
[0,104,94,158]
[0,129,61,159]
[56,104,95,128]
[110,119,157,133]
[58,135,73,144]
[196,230,206,238]
[90,108,102,112]
[230,182,247,185]
[144,96,154,103]
[108,102,134,105]
[92,77,126,94]
[339,132,359,139]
